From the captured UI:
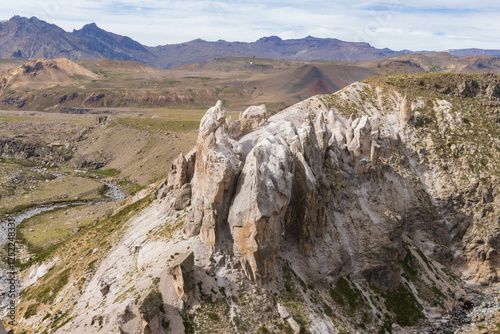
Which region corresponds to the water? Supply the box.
[0,180,127,244]
[0,179,128,310]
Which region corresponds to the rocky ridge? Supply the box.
[12,73,500,333]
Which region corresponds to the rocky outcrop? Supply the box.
[185,99,397,287]
[239,104,269,134]
[228,126,295,282]
[117,302,143,334]
[277,303,302,333]
[31,74,500,334]
[345,115,376,174]
[139,291,169,334]
[400,95,412,123]
[173,183,192,210]
[186,101,242,250]
[0,136,72,164]
[167,251,195,304]
[60,107,97,114]
[73,151,110,169]
[159,149,196,198]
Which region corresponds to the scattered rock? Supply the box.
[277,303,292,319]
[167,251,195,304]
[287,317,301,333]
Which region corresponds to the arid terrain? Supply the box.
[1,53,500,334]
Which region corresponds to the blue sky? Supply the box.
[2,1,500,51]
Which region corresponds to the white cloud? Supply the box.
[1,1,500,50]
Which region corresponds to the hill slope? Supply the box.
[10,73,500,333]
[0,57,378,111]
[0,58,98,91]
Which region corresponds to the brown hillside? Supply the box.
[0,58,99,91]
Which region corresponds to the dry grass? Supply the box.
[15,192,154,332]
[0,175,105,215]
[18,201,116,252]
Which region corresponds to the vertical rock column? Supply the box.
[228,133,295,283]
[346,115,374,175]
[186,101,242,251]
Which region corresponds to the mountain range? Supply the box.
[2,15,500,69]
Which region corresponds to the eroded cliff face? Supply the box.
[17,74,500,334]
[170,94,446,292]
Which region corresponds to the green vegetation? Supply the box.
[0,160,55,201]
[279,261,309,331]
[116,117,200,132]
[400,241,446,308]
[19,192,154,314]
[94,71,124,78]
[383,284,424,327]
[23,304,38,319]
[0,175,106,216]
[182,314,196,334]
[92,168,121,177]
[163,79,181,86]
[16,201,115,260]
[69,74,89,81]
[119,179,145,195]
[370,281,424,332]
[328,275,374,331]
[184,76,212,81]
[329,277,366,315]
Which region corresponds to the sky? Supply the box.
[2,1,500,51]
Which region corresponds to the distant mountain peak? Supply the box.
[73,22,105,35]
[83,22,99,28]
[2,16,500,69]
[257,36,283,43]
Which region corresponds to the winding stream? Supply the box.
[0,171,129,312]
[0,179,128,245]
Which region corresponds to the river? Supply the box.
[0,178,128,311]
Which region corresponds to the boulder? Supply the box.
[239,104,269,134]
[287,317,301,334]
[139,291,166,334]
[277,303,292,319]
[117,302,143,334]
[225,115,242,138]
[457,79,480,97]
[167,251,195,303]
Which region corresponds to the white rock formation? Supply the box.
[228,129,295,283]
[187,101,243,250]
[239,104,269,134]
